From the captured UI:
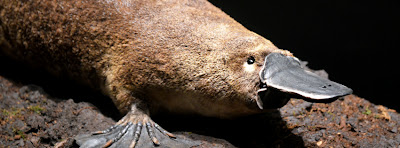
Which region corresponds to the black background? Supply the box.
[209,0,400,111]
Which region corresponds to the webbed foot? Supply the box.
[75,105,200,148]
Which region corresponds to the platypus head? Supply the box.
[168,34,351,118]
[179,34,353,116]
[210,39,351,112]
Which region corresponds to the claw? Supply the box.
[102,122,133,148]
[92,124,119,135]
[103,140,113,148]
[155,123,176,138]
[129,122,142,148]
[146,122,160,145]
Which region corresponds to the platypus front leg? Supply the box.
[75,103,198,148]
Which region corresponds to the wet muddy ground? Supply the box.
[0,62,399,147]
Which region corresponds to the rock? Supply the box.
[30,136,40,147]
[26,114,44,129]
[17,139,24,147]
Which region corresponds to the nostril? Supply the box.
[321,84,333,89]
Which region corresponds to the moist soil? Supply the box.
[0,62,399,147]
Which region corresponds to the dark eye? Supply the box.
[247,56,255,64]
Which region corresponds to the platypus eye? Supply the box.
[247,56,255,64]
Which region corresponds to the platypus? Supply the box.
[0,0,352,147]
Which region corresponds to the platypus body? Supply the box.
[0,0,352,147]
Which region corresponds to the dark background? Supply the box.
[209,0,400,111]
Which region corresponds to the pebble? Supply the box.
[17,139,24,147]
[30,136,40,146]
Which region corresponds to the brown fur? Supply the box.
[0,0,292,118]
